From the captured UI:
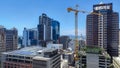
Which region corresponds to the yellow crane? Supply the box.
[67,5,103,68]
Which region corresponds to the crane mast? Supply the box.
[67,5,102,68]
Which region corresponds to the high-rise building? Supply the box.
[38,13,52,41]
[0,26,18,52]
[5,28,18,51]
[86,3,119,56]
[52,20,60,43]
[0,26,18,60]
[112,29,120,68]
[0,26,6,58]
[118,29,120,55]
[1,46,61,68]
[18,36,23,48]
[22,28,38,47]
[59,36,70,49]
[38,13,60,47]
[63,52,74,65]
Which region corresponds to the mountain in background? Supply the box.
[68,35,86,40]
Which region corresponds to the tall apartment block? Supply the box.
[22,28,38,47]
[1,46,61,68]
[86,3,119,56]
[112,30,120,68]
[0,26,18,51]
[118,29,120,53]
[52,20,60,43]
[0,26,6,59]
[0,25,18,61]
[38,13,60,47]
[5,28,18,51]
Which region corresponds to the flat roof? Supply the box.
[80,46,102,54]
[3,46,58,57]
[3,46,45,56]
[79,46,110,58]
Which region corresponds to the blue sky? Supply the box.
[0,0,119,36]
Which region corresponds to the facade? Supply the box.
[86,3,119,56]
[1,46,61,68]
[80,53,111,68]
[0,26,18,61]
[0,26,6,59]
[5,28,18,51]
[0,26,6,52]
[63,52,74,65]
[79,47,111,68]
[22,28,38,47]
[59,36,70,49]
[113,30,120,68]
[33,49,61,68]
[52,20,60,43]
[0,26,18,52]
[18,36,23,48]
[119,29,120,55]
[38,13,60,47]
[38,13,52,41]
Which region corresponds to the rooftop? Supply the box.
[79,46,110,59]
[3,46,43,56]
[2,46,56,57]
[81,46,102,54]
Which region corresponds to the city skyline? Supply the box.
[0,0,119,36]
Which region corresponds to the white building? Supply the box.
[47,44,63,50]
[22,28,38,47]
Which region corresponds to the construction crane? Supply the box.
[67,5,102,68]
